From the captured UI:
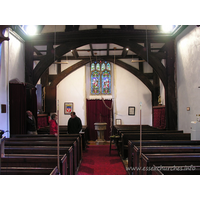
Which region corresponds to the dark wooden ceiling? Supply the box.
[10,25,188,62]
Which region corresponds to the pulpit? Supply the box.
[94,122,107,142]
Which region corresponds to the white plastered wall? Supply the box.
[176,25,200,133]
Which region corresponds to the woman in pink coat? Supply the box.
[50,114,58,136]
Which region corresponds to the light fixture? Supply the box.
[161,25,177,33]
[26,25,37,35]
[126,48,129,51]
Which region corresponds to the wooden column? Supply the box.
[165,39,177,130]
[25,42,34,86]
[152,70,160,106]
[45,86,56,113]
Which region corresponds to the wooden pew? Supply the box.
[121,132,191,159]
[141,153,200,175]
[1,166,58,175]
[128,140,200,174]
[113,125,156,135]
[119,130,184,136]
[4,139,75,175]
[37,126,87,151]
[12,134,83,167]
[4,146,73,175]
[132,145,200,175]
[1,154,67,175]
[8,136,80,163]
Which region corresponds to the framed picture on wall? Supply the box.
[64,102,73,115]
[128,106,135,116]
[116,119,122,125]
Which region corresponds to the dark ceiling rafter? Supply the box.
[32,38,164,90]
[120,25,134,30]
[122,47,128,58]
[65,25,80,32]
[10,25,188,46]
[71,49,79,59]
[97,25,102,30]
[33,40,91,85]
[30,25,189,87]
[26,29,175,45]
[89,44,94,57]
[107,43,109,56]
[33,54,141,62]
[33,47,43,55]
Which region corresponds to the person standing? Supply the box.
[26,110,37,135]
[68,112,82,134]
[50,113,58,136]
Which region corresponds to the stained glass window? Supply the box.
[91,71,100,95]
[96,63,100,71]
[90,61,111,95]
[101,63,105,71]
[102,70,111,94]
[91,63,95,71]
[107,63,111,70]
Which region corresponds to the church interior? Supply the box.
[1,24,200,182]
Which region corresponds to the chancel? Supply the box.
[1,25,200,177]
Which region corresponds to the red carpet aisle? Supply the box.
[78,145,127,175]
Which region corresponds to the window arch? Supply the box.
[90,61,111,95]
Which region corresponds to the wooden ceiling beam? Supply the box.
[65,25,80,32]
[89,44,94,57]
[27,29,173,45]
[97,25,102,30]
[122,47,128,57]
[71,49,79,59]
[33,47,43,55]
[65,25,74,32]
[74,25,79,31]
[33,54,140,61]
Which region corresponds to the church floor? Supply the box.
[81,140,128,174]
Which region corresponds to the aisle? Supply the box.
[78,145,127,175]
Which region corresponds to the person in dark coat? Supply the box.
[68,112,82,134]
[26,110,37,135]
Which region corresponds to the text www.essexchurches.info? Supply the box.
[126,165,196,172]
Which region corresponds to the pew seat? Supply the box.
[11,134,83,166]
[1,154,67,175]
[4,139,76,174]
[1,166,58,175]
[128,139,200,174]
[131,145,200,175]
[121,132,191,159]
[4,145,73,175]
[141,153,200,175]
